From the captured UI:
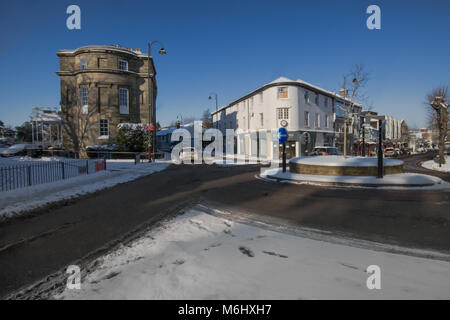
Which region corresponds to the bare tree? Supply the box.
[62,86,97,157]
[339,64,371,157]
[344,64,370,104]
[426,86,449,166]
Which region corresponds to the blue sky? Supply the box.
[0,0,449,128]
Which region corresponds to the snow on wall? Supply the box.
[290,156,403,167]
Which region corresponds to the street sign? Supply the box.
[277,127,288,144]
[146,124,154,131]
[277,128,288,173]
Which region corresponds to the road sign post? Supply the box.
[377,119,384,179]
[277,128,289,173]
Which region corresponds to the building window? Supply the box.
[260,113,264,126]
[118,59,128,71]
[315,93,319,105]
[119,88,129,114]
[325,114,330,128]
[304,91,310,103]
[315,113,320,128]
[80,57,88,70]
[277,108,289,120]
[304,111,310,127]
[99,119,108,137]
[278,87,288,99]
[81,87,88,114]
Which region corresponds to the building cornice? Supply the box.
[57,46,146,58]
[212,80,361,115]
[56,69,151,78]
[57,45,157,78]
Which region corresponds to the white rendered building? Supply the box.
[372,115,402,141]
[212,77,361,159]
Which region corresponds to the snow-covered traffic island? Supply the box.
[262,156,447,189]
[422,156,450,173]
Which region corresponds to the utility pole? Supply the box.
[340,76,359,159]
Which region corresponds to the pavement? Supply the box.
[0,158,449,298]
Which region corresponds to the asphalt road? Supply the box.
[0,161,449,298]
[400,151,450,181]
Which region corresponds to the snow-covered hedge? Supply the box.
[116,123,149,152]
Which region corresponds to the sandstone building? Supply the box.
[57,45,157,150]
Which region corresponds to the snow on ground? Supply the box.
[260,168,448,189]
[0,160,170,219]
[57,209,450,300]
[422,156,450,173]
[0,156,78,167]
[290,156,403,167]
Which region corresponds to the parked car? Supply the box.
[309,147,342,156]
[0,144,31,157]
[384,147,396,157]
[400,148,411,156]
[416,147,425,153]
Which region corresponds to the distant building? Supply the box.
[372,115,402,141]
[156,122,198,152]
[29,107,62,148]
[57,45,157,150]
[212,77,361,159]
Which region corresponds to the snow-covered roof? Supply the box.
[58,45,146,57]
[290,156,403,167]
[269,76,295,84]
[29,107,61,123]
[157,122,196,136]
[212,76,362,115]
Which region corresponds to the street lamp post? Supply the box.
[209,93,218,128]
[147,41,166,162]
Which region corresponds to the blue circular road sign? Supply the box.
[277,127,288,144]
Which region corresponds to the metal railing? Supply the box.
[0,159,105,192]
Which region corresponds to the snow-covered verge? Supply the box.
[422,156,450,173]
[290,156,403,167]
[56,209,450,300]
[0,156,86,166]
[260,168,448,189]
[0,160,170,219]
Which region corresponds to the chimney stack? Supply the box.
[339,89,348,98]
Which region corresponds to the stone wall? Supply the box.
[289,162,404,176]
[57,46,156,150]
